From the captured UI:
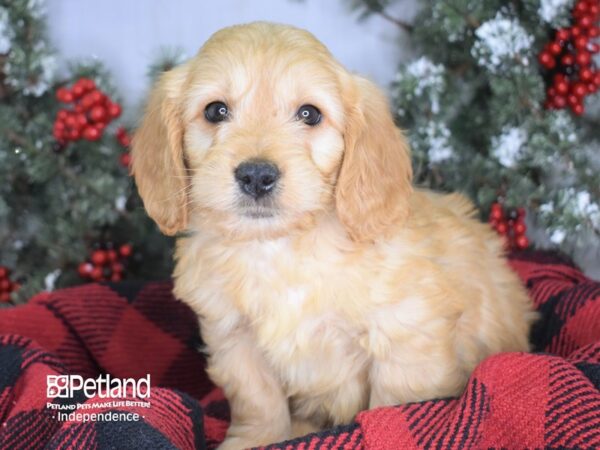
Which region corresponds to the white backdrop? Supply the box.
[46,0,418,113]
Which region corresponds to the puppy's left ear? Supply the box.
[336,75,413,242]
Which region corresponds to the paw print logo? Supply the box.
[47,375,69,398]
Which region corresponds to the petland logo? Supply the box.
[47,374,151,399]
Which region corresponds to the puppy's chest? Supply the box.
[218,240,368,390]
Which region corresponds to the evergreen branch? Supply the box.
[442,0,481,29]
[376,10,414,32]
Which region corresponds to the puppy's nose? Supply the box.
[234,159,280,199]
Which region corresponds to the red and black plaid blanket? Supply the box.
[0,251,599,449]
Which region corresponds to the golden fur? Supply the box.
[132,22,537,449]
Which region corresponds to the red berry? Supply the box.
[72,83,85,99]
[496,222,509,235]
[575,1,589,13]
[561,53,575,66]
[578,15,593,28]
[581,68,593,81]
[574,36,588,49]
[111,272,123,282]
[91,250,108,266]
[588,82,598,93]
[75,114,87,129]
[68,128,81,141]
[555,80,569,95]
[119,244,133,257]
[573,82,588,97]
[568,94,580,107]
[57,109,69,121]
[65,115,77,128]
[89,90,104,105]
[0,279,10,291]
[107,249,118,262]
[91,267,103,281]
[80,92,97,110]
[107,103,122,118]
[56,87,73,103]
[547,87,557,97]
[571,26,583,37]
[80,78,96,92]
[553,95,567,108]
[556,28,570,41]
[572,103,585,115]
[89,105,107,123]
[0,292,10,302]
[0,267,8,279]
[590,43,600,53]
[515,235,529,250]
[111,262,124,274]
[78,262,94,278]
[119,134,131,147]
[514,221,527,235]
[575,51,591,66]
[539,51,556,68]
[588,27,599,38]
[83,126,101,141]
[119,152,131,168]
[549,42,562,55]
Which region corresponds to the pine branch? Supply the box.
[376,10,414,32]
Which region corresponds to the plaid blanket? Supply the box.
[0,251,598,449]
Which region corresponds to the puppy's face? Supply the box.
[133,23,413,242]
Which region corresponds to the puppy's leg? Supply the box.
[208,334,290,450]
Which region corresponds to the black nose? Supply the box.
[234,160,280,199]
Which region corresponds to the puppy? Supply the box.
[132,22,536,449]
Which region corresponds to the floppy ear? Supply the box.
[131,64,190,236]
[336,76,413,242]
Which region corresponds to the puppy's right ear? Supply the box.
[131,64,190,236]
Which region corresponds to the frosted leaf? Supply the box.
[491,127,528,168]
[396,57,445,114]
[550,229,567,244]
[538,0,573,24]
[540,202,554,213]
[20,53,56,96]
[115,195,127,212]
[549,111,578,143]
[561,188,600,229]
[27,0,46,19]
[44,269,61,291]
[0,7,11,54]
[414,121,454,164]
[471,13,533,73]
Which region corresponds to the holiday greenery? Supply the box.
[2,0,599,303]
[352,0,600,264]
[0,0,173,303]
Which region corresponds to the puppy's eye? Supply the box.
[296,104,321,126]
[204,101,229,123]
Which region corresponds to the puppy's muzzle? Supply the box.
[234,159,280,199]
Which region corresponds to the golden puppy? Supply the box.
[132,22,536,449]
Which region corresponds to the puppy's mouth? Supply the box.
[237,197,279,219]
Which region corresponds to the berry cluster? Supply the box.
[0,266,19,303]
[53,78,122,144]
[488,203,530,251]
[116,127,132,168]
[539,0,600,115]
[78,242,133,282]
